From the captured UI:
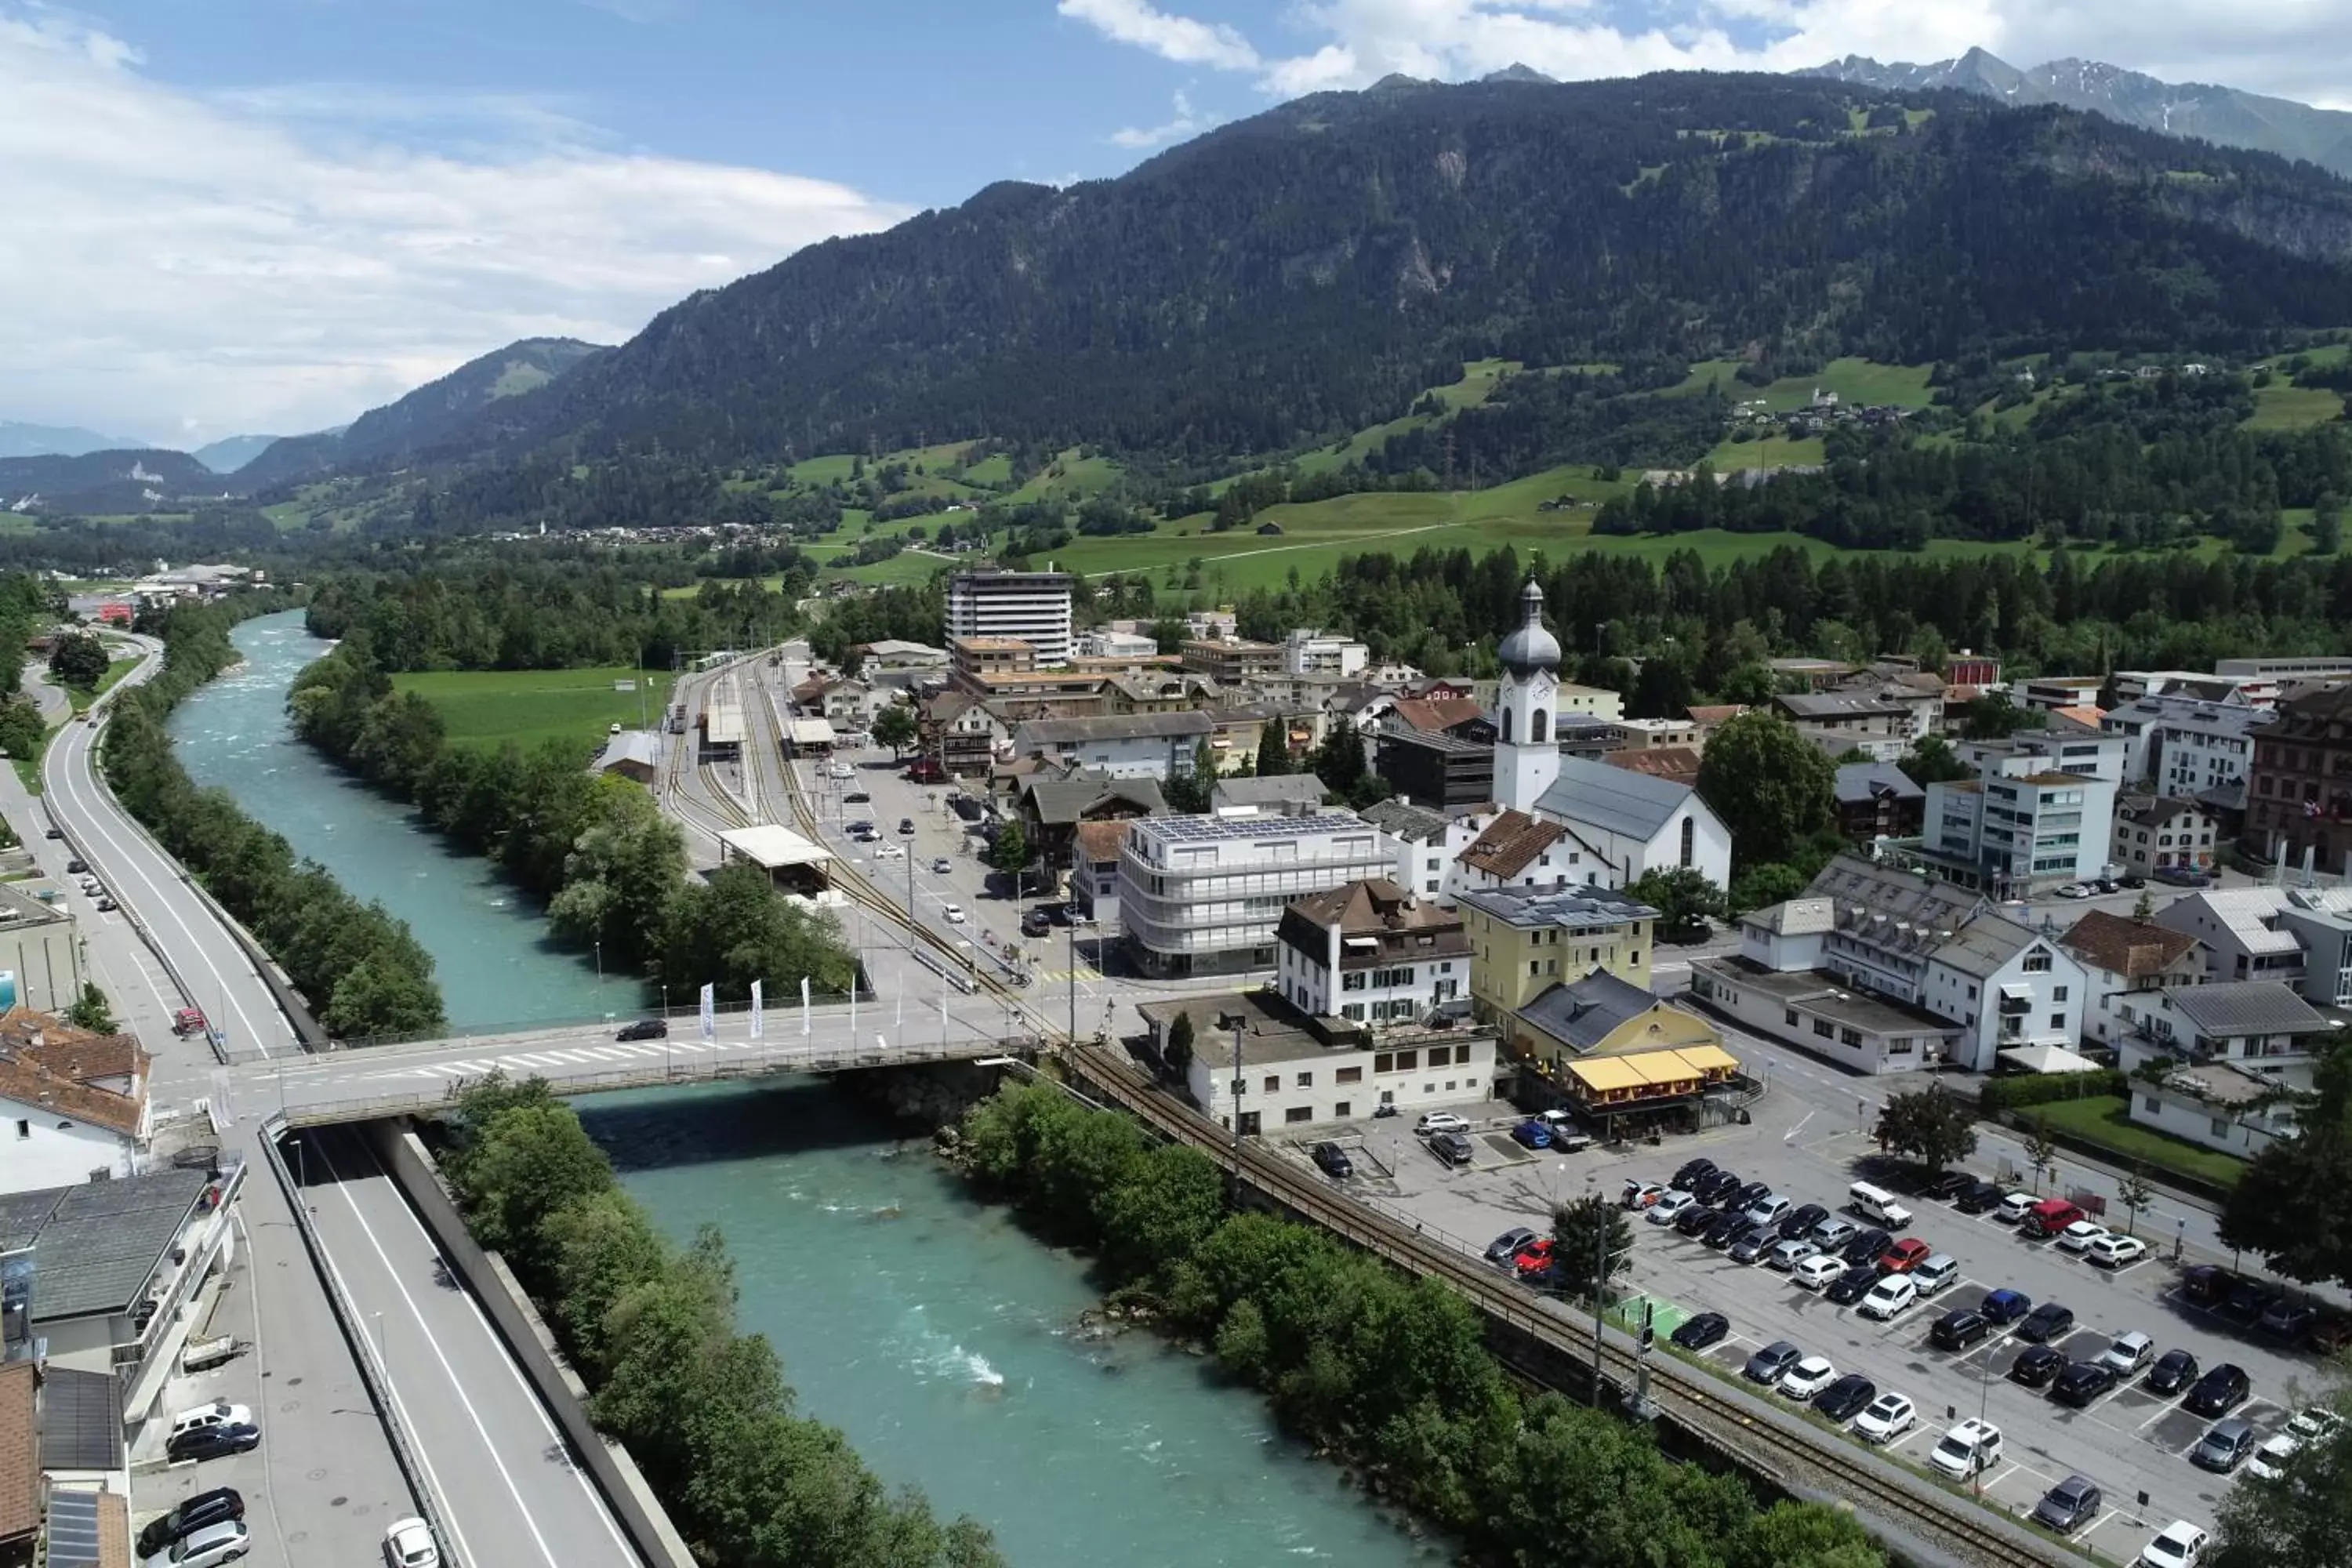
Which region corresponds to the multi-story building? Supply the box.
[1141,992,1497,1130]
[0,1010,149,1192]
[1075,629,1161,660]
[2121,979,2332,1082]
[0,882,89,1014]
[920,691,1011,777]
[948,637,1036,678]
[1180,638,1285,684]
[1273,879,1471,1025]
[1602,717,1704,751]
[1283,630,1370,680]
[2242,683,2352,870]
[1374,728,1494,811]
[1011,712,1217,782]
[2100,686,2269,792]
[2056,910,2205,1050]
[1921,731,2127,894]
[1459,884,1657,1048]
[2111,796,2219,878]
[1834,761,1926,844]
[946,570,1073,666]
[1363,797,1493,902]
[1120,811,1398,977]
[1552,682,1624,722]
[1774,692,1913,759]
[2213,655,2352,707]
[2155,883,2352,1004]
[1454,808,1609,896]
[2016,676,2106,712]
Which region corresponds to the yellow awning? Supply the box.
[1565,1055,1646,1093]
[1673,1044,1740,1075]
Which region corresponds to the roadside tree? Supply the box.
[1547,1193,1635,1302]
[1872,1087,1979,1175]
[872,704,919,757]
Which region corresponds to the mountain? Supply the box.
[1804,49,2352,179]
[474,71,2352,470]
[238,337,609,491]
[0,420,146,460]
[191,435,282,474]
[0,448,225,515]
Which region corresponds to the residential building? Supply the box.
[2243,683,2352,871]
[1603,746,1703,789]
[948,637,1037,678]
[1210,775,1327,815]
[2128,1060,2301,1159]
[1684,703,1749,737]
[1512,967,1727,1076]
[1690,942,1965,1076]
[2154,883,2352,1004]
[1602,717,1704,752]
[856,638,950,676]
[1363,797,1490,902]
[920,691,1011,777]
[1768,658,1858,691]
[1774,692,1911,759]
[1120,811,1398,978]
[1834,761,1926,843]
[2108,670,2247,707]
[1920,730,2128,894]
[1944,650,2001,699]
[2056,911,2205,1050]
[1140,992,1498,1129]
[1070,821,1129,933]
[1283,630,1370,680]
[2119,981,2336,1100]
[1553,682,1624,722]
[1011,712,1217,782]
[951,668,1110,715]
[1526,756,1731,891]
[0,1011,149,1192]
[1273,879,1470,1025]
[0,885,85,1016]
[2018,676,2106,712]
[946,571,1073,666]
[2213,655,2352,707]
[1458,883,1657,1046]
[1388,695,1491,740]
[2111,796,2219,878]
[2100,687,2269,793]
[1552,713,1622,760]
[1454,808,1606,897]
[1181,639,1284,684]
[1374,728,1494,811]
[1014,775,1166,875]
[1184,608,1238,641]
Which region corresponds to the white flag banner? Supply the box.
[699,982,717,1041]
[800,975,812,1036]
[749,980,764,1040]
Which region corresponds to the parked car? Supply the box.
[2009,1345,2066,1388]
[1926,1171,1976,1201]
[1744,1194,1792,1229]
[1813,1373,1877,1422]
[1695,1169,1743,1205]
[615,1018,668,1041]
[1777,1355,1838,1401]
[1512,1120,1555,1151]
[2193,1417,2259,1472]
[1741,1341,1802,1384]
[1778,1203,1830,1240]
[1672,1157,1717,1189]
[136,1489,245,1558]
[2089,1234,2148,1269]
[96,895,118,912]
[1766,1237,1820,1272]
[166,1424,260,1462]
[1853,1391,1917,1443]
[2024,1199,2085,1240]
[2052,1360,2118,1407]
[1670,1312,1730,1352]
[1841,1227,1893,1267]
[1794,1254,1846,1292]
[2016,1302,2077,1343]
[2248,1432,2303,1481]
[2146,1349,2201,1396]
[1878,1237,1932,1274]
[143,1521,251,1568]
[1512,1240,1556,1279]
[1930,1308,1992,1351]
[2055,882,2093,899]
[1728,1229,1773,1265]
[2056,1220,2111,1253]
[1811,1217,1860,1252]
[1310,1142,1353,1179]
[1826,1265,1880,1305]
[1621,1178,1668,1209]
[2185,1363,2251,1417]
[2032,1475,2103,1534]
[2260,1300,2319,1341]
[1994,1192,2039,1225]
[1728,1180,1772,1213]
[2154,866,2212,887]
[170,1402,251,1437]
[1484,1227,1539,1265]
[171,1008,208,1036]
[2223,1279,2278,1324]
[1648,1190,1697,1225]
[2137,1522,2208,1568]
[1674,1203,1719,1237]
[1928,1418,2003,1480]
[1020,909,1052,938]
[1704,1214,1755,1250]
[2099,1332,2156,1377]
[1428,1131,1474,1167]
[1980,1287,2033,1326]
[1858,1276,1918,1320]
[64,856,87,873]
[1955,1179,2007,1214]
[1418,1112,1472,1138]
[383,1517,441,1568]
[2288,1405,2345,1444]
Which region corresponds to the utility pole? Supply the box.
[1230,1022,1247,1166]
[1631,1300,1657,1421]
[1069,918,1079,1043]
[1588,1211,1608,1407]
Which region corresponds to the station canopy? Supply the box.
[717,826,833,869]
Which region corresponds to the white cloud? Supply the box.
[1064,0,2352,115]
[1111,89,1214,147]
[0,9,911,445]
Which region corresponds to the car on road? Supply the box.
[1930,1308,1991,1351]
[942,904,967,924]
[2184,1363,2251,1417]
[165,1423,260,1463]
[1994,1192,2038,1225]
[1512,1240,1555,1279]
[2051,1360,2118,1407]
[1428,1131,1474,1167]
[1765,1236,1820,1272]
[170,1402,251,1437]
[2089,1234,2148,1269]
[1877,1237,1932,1274]
[142,1520,251,1568]
[1674,1203,1719,1236]
[172,1008,209,1036]
[2193,1417,2259,1472]
[1670,1312,1730,1352]
[931,857,953,874]
[383,1517,441,1568]
[1853,1391,1917,1443]
[2009,1344,2066,1388]
[1728,1229,1773,1265]
[615,1018,668,1041]
[1841,1227,1893,1267]
[842,790,870,804]
[42,826,60,839]
[2032,1475,2103,1534]
[2016,1302,2076,1343]
[1813,1372,1876,1422]
[1417,1112,1471,1138]
[1980,1287,2032,1326]
[2154,866,2212,887]
[1826,1265,1880,1305]
[2056,1220,2111,1253]
[898,818,916,835]
[1794,1254,1846,1291]
[1485,1227,1539,1265]
[1928,1418,2003,1480]
[1021,909,1052,938]
[829,763,855,779]
[2099,1332,2156,1377]
[1777,1355,1838,1401]
[874,844,906,860]
[1742,1341,1802,1385]
[2248,1432,2302,1481]
[2146,1348,2200,1396]
[137,1489,245,1558]
[1310,1143,1353,1180]
[1955,1179,2007,1214]
[1858,1276,1918,1320]
[2138,1522,2208,1568]
[1647,1190,1697,1225]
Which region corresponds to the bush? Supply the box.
[1979,1069,2128,1114]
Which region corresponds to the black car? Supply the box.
[64,857,87,873]
[2224,1281,2277,1323]
[2010,1345,2067,1388]
[1674,1203,1719,1237]
[1813,1374,1877,1422]
[1728,1229,1773,1265]
[1779,1203,1830,1240]
[1842,1228,1893,1267]
[2146,1348,2200,1396]
[1703,1214,1754,1250]
[2260,1301,2318,1341]
[1673,1157,1717,1189]
[1021,909,1054,938]
[1955,1180,2007,1214]
[2185,1363,2251,1417]
[2016,1302,2076,1344]
[1926,1171,1976,1201]
[843,789,871,804]
[898,818,916,835]
[1826,1265,1880,1305]
[2031,1475,2103,1534]
[615,1018,668,1041]
[1696,1169,1743,1205]
[1730,1180,1773,1213]
[2051,1361,2118,1408]
[1742,1341,1802,1384]
[1671,1312,1730,1352]
[1428,1131,1474,1167]
[1931,1308,1991,1351]
[166,1424,260,1462]
[42,826,60,840]
[136,1489,245,1557]
[1310,1142,1353,1179]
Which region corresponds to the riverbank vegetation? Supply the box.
[958,1080,1886,1568]
[98,597,449,1039]
[437,1075,1004,1568]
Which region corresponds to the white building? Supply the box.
[1142,993,1497,1130]
[2117,980,2337,1152]
[1921,730,2128,895]
[1009,712,1217,782]
[2154,884,2352,1001]
[2110,796,2220,878]
[1076,629,1161,660]
[2055,910,2206,1050]
[946,570,1074,667]
[1273,878,1470,1024]
[2100,687,2269,792]
[2212,655,2352,707]
[1283,629,1370,680]
[1120,811,1399,978]
[1361,797,1494,902]
[0,1015,147,1192]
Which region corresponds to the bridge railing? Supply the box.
[217,989,873,1063]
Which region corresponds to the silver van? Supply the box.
[1912,1254,1962,1297]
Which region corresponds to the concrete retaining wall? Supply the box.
[365,1119,698,1568]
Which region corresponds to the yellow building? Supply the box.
[1459,884,1658,1046]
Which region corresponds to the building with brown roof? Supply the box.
[1273,879,1470,1025]
[1603,746,1703,788]
[1388,695,1491,740]
[1071,819,1132,932]
[1453,808,1606,896]
[0,1010,148,1192]
[2056,910,2205,1051]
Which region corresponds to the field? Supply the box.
[2246,383,2347,430]
[2029,1096,2246,1192]
[390,666,680,750]
[1667,357,1936,410]
[1703,433,1826,469]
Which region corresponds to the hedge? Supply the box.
[1978,1069,2128,1115]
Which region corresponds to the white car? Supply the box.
[829,763,854,779]
[383,1517,441,1568]
[1417,1112,1471,1137]
[169,1401,252,1436]
[1621,1178,1668,1209]
[2056,883,2093,898]
[1994,1192,2038,1224]
[1646,1191,1697,1225]
[1929,1417,2003,1480]
[941,904,967,924]
[1777,1355,1837,1400]
[1853,1391,1917,1443]
[2137,1521,2208,1568]
[873,844,906,860]
[2088,1233,2148,1269]
[143,1521,249,1568]
[2247,1432,2300,1481]
[1858,1275,1918,1320]
[2056,1220,2111,1253]
[1793,1254,1846,1291]
[2288,1405,2344,1443]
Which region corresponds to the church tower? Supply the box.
[1495,580,1562,811]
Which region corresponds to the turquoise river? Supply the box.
[171,610,1439,1567]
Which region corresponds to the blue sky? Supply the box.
[6,0,2348,445]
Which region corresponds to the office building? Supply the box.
[1120,811,1398,978]
[1920,731,2127,894]
[2100,687,2269,793]
[946,571,1073,666]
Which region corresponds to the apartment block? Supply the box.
[1273,879,1470,1025]
[1283,629,1370,680]
[946,571,1073,666]
[1922,731,2127,894]
[1458,884,1657,1040]
[2100,686,2269,792]
[1120,811,1397,977]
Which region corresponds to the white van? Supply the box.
[1848,1181,1914,1229]
[1912,1254,1962,1297]
[1859,1275,1918,1320]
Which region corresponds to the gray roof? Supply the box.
[1834,761,1924,808]
[3,1167,208,1322]
[2165,981,2333,1038]
[1022,775,1167,825]
[1930,914,2045,980]
[1807,853,1981,931]
[1778,691,1907,720]
[593,731,662,771]
[38,1366,124,1472]
[1014,711,1217,747]
[1519,970,1668,1052]
[1211,775,1328,811]
[1456,884,1658,931]
[1534,755,1695,842]
[1358,798,1450,843]
[1743,897,1835,936]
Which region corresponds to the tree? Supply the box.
[2212,1381,2352,1568]
[2220,1041,2352,1287]
[47,633,108,690]
[989,821,1031,895]
[2313,492,2344,557]
[64,981,118,1033]
[2022,1114,2060,1193]
[871,704,918,757]
[1164,1009,1195,1081]
[1625,866,1724,942]
[1872,1087,1978,1174]
[2118,1164,2156,1237]
[1254,720,1287,776]
[1728,860,1809,916]
[1547,1193,1634,1302]
[1310,723,1370,801]
[1694,712,1835,869]
[0,698,44,760]
[1956,693,2046,740]
[1896,734,1973,786]
[2132,891,2156,923]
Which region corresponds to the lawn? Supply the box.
[391,666,681,751]
[2027,1095,2246,1192]
[1704,433,1827,469]
[66,657,139,714]
[2245,383,2346,430]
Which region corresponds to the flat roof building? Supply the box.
[947,571,1073,668]
[1120,811,1396,978]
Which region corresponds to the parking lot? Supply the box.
[1288,1099,2342,1559]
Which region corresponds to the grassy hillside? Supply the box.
[392,666,679,750]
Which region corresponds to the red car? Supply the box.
[1513,1239,1555,1279]
[1878,1237,1932,1274]
[172,1008,207,1036]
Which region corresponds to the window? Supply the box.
[1262,1076,1280,1093]
[2143,1094,2162,1114]
[2023,951,2052,973]
[1295,1072,1313,1088]
[2049,1014,2066,1030]
[2053,986,2068,1002]
[1501,708,1514,742]
[12,1120,24,1140]
[2210,1116,2230,1138]
[1333,1102,1351,1119]
[1531,709,1548,743]
[1784,1008,1799,1027]
[1341,1004,1365,1021]
[1840,1027,1862,1047]
[1337,1065,1363,1084]
[1813,1018,1835,1038]
[1629,950,1640,967]
[1427,1046,1452,1067]
[1374,1052,1394,1073]
[1530,960,1542,976]
[1395,1051,1419,1071]
[1342,971,1367,991]
[1679,816,1695,869]
[1285,1106,1314,1125]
